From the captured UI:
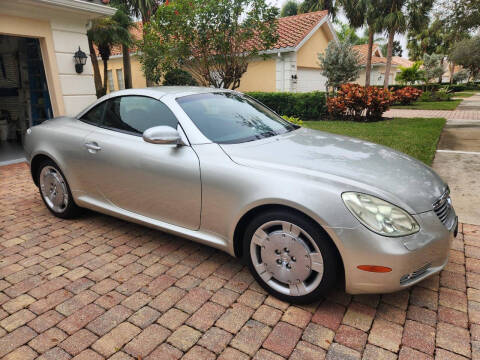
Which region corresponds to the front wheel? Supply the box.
[244,209,339,303]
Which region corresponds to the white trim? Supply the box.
[261,47,295,55]
[294,16,328,52]
[22,0,116,15]
[436,150,480,155]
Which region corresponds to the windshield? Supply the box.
[176,92,297,144]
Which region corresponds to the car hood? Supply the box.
[220,127,446,214]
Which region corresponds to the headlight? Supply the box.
[342,192,420,237]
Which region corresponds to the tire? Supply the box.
[244,209,339,304]
[36,159,82,219]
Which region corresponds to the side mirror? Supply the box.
[143,126,185,145]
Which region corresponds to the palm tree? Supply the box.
[112,0,159,85]
[299,0,337,18]
[339,0,386,87]
[114,8,136,89]
[88,11,132,96]
[381,0,433,88]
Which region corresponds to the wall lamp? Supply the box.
[73,47,88,74]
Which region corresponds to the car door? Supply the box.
[82,95,201,230]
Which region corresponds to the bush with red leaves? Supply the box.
[393,86,423,105]
[327,84,395,122]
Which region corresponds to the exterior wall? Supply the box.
[99,55,147,92]
[237,57,276,92]
[50,17,97,116]
[355,66,399,86]
[0,4,111,117]
[296,25,330,69]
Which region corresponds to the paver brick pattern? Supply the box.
[0,162,478,359]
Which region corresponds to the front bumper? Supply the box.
[335,208,457,294]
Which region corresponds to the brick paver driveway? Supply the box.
[1,163,478,359]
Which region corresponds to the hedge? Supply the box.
[246,91,327,120]
[373,82,480,92]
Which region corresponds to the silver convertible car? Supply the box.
[24,87,458,303]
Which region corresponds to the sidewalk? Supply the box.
[386,93,480,226]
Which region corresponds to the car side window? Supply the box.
[102,96,178,135]
[80,101,106,126]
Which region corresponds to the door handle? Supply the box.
[84,142,101,152]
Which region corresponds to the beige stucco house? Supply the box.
[0,0,114,164]
[353,44,414,86]
[100,10,338,94]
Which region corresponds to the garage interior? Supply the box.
[0,35,53,166]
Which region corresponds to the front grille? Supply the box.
[433,188,452,226]
[400,262,432,285]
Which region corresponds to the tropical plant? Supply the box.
[339,0,387,87]
[380,0,434,88]
[318,41,362,91]
[327,83,394,121]
[299,0,337,18]
[450,37,480,82]
[393,86,423,104]
[395,61,424,85]
[139,0,279,89]
[162,69,198,86]
[422,53,445,86]
[335,23,377,45]
[87,11,132,97]
[281,0,298,17]
[282,115,303,126]
[380,40,402,57]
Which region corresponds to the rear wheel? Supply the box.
[244,209,338,303]
[37,159,81,219]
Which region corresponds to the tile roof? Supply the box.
[105,10,329,57]
[353,44,412,67]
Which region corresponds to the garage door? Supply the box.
[296,68,327,92]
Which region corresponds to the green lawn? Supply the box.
[453,92,477,98]
[303,117,446,165]
[391,99,463,110]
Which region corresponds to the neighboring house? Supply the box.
[0,0,114,164]
[353,44,414,86]
[100,10,338,93]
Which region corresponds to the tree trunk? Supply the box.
[449,62,455,84]
[122,44,132,89]
[438,57,444,83]
[103,57,109,93]
[383,28,395,89]
[365,28,374,87]
[88,38,103,97]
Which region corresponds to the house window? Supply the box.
[116,69,125,90]
[107,70,115,92]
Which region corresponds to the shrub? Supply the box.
[394,87,423,105]
[327,84,394,122]
[419,89,451,102]
[162,69,198,86]
[246,91,326,120]
[281,115,303,126]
